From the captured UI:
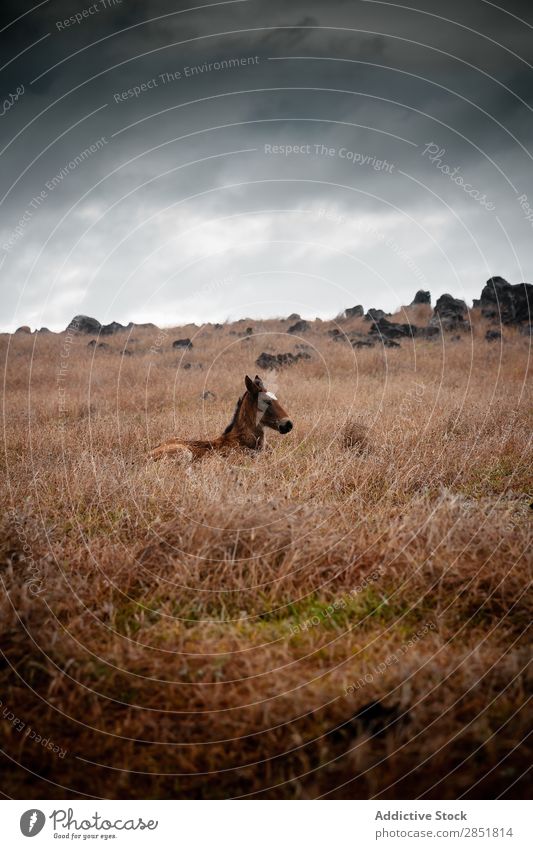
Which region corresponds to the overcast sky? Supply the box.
[1,0,532,331]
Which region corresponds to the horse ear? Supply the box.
[254,375,265,390]
[245,375,258,394]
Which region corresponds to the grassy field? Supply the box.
[1,307,531,799]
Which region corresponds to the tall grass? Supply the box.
[0,312,531,798]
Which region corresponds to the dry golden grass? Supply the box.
[0,311,531,799]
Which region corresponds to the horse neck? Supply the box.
[224,392,263,447]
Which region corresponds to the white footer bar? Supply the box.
[3,799,530,848]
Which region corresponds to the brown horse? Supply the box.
[150,375,293,461]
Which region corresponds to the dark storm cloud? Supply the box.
[259,16,320,49]
[1,0,532,330]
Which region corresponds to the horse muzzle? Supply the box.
[278,419,293,434]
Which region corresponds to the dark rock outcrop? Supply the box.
[329,328,371,345]
[256,351,311,370]
[364,308,389,322]
[288,319,309,334]
[69,315,102,334]
[411,290,431,305]
[485,329,501,342]
[67,316,159,334]
[287,313,301,321]
[100,321,127,335]
[328,328,348,342]
[172,338,193,349]
[430,294,469,331]
[369,317,440,340]
[15,326,31,334]
[352,339,375,348]
[479,276,533,325]
[369,318,414,339]
[344,304,364,319]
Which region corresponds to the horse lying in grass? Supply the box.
[150,374,293,461]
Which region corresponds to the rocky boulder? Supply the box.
[364,308,389,322]
[344,304,364,319]
[256,351,311,370]
[411,290,431,305]
[430,294,469,331]
[67,316,158,334]
[369,318,414,339]
[479,276,533,325]
[485,329,501,342]
[288,319,309,334]
[172,338,193,349]
[68,315,102,334]
[328,328,348,342]
[100,321,128,335]
[369,317,440,340]
[15,326,31,334]
[329,328,372,345]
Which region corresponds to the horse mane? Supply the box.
[223,394,244,434]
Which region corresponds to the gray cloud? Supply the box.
[1,0,532,330]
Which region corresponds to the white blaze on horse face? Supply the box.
[256,390,277,424]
